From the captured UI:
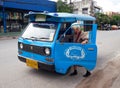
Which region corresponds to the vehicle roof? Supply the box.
[27,12,96,22]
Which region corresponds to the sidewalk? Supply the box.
[0,36,18,40]
[0,32,20,40]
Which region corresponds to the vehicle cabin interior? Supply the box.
[57,21,93,43]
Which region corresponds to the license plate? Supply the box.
[26,59,38,69]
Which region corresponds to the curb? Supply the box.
[0,36,18,40]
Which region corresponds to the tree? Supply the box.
[95,13,111,30]
[57,0,73,13]
[110,14,120,25]
[95,13,109,23]
[95,12,120,30]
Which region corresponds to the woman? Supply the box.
[70,23,91,77]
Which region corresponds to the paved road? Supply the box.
[76,30,120,88]
[0,30,120,88]
[0,38,83,88]
[97,30,120,69]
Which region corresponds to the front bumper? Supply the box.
[18,56,55,72]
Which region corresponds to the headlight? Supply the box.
[44,48,50,55]
[20,43,23,49]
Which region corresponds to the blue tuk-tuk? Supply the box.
[18,12,97,75]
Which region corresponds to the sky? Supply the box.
[50,0,120,12]
[95,0,120,12]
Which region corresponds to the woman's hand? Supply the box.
[81,39,88,44]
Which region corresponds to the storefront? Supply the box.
[0,0,56,33]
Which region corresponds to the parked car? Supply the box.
[111,25,118,30]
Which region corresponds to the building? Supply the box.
[0,0,56,33]
[104,11,120,16]
[73,0,102,16]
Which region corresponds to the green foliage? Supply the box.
[95,13,110,24]
[57,0,73,13]
[111,15,120,25]
[95,13,120,29]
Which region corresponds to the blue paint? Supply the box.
[28,12,96,22]
[2,7,7,33]
[1,0,56,12]
[0,0,56,33]
[18,12,97,74]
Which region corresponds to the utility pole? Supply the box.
[70,0,72,4]
[90,0,94,16]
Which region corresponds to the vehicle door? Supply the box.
[54,22,97,74]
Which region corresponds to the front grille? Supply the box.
[18,42,48,56]
[23,44,33,52]
[33,45,46,55]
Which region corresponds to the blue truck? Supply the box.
[18,12,97,75]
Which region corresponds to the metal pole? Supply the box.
[2,7,7,33]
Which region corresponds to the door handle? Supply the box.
[88,48,94,51]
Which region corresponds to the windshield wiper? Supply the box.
[29,37,38,40]
[22,37,49,41]
[21,37,38,40]
[39,37,49,39]
[22,37,31,40]
[30,37,37,38]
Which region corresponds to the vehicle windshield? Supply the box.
[21,22,58,42]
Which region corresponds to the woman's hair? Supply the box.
[71,23,80,30]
